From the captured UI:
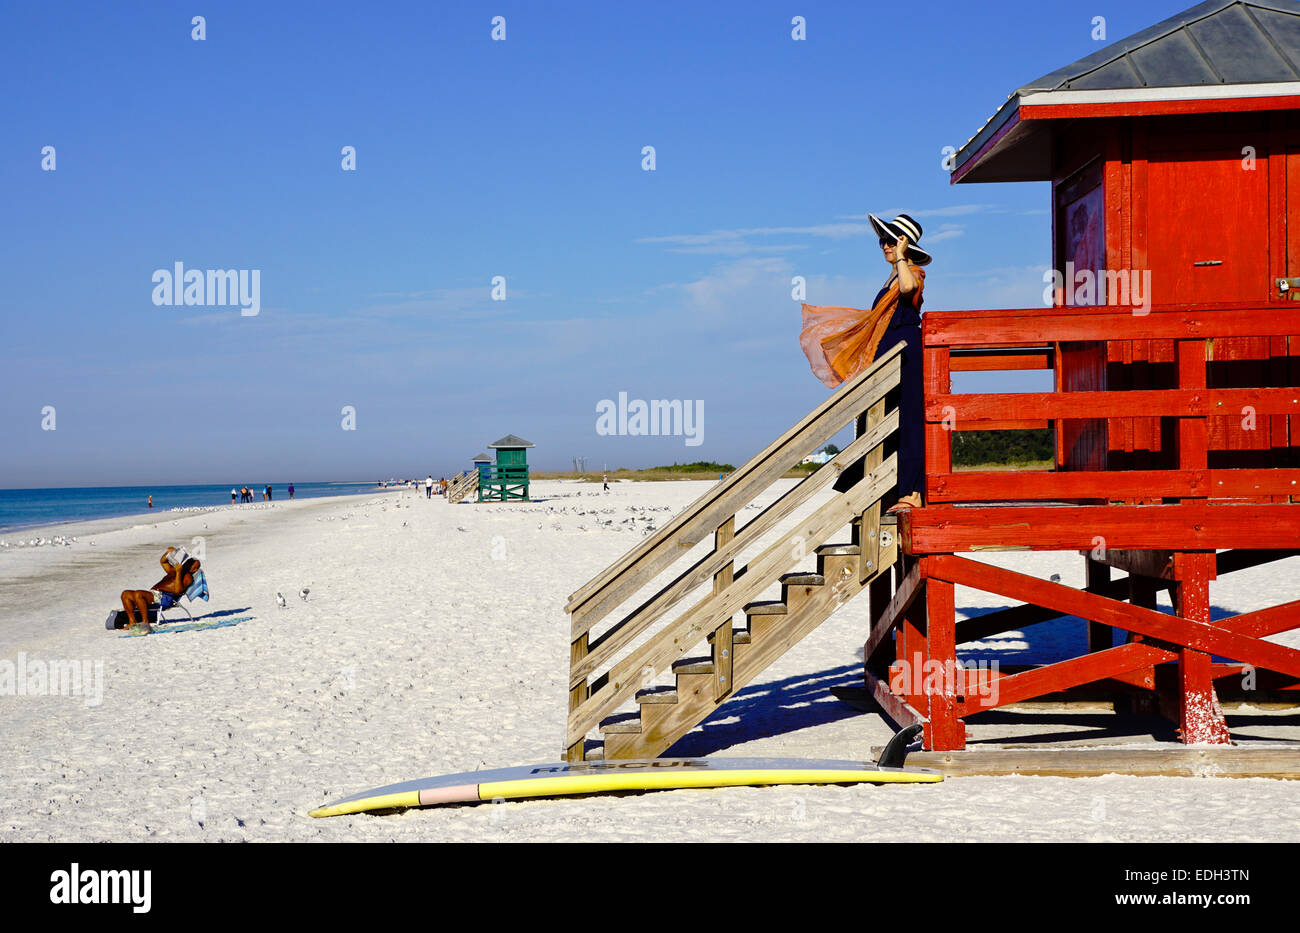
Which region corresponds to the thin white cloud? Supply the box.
[836,204,1002,220]
[639,223,868,249]
[641,209,990,258]
[660,242,810,256]
[680,256,794,316]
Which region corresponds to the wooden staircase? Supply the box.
[446,470,478,504]
[564,342,906,761]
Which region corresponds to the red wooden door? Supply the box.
[1147,127,1274,470]
[1145,136,1271,304]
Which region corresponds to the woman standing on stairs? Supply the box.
[799,212,930,512]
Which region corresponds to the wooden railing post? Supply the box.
[856,397,889,585]
[567,620,590,761]
[1175,338,1208,497]
[924,344,952,501]
[712,516,735,701]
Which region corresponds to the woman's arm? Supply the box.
[894,235,918,295]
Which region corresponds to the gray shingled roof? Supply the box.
[953,0,1300,183]
[1024,0,1300,90]
[488,434,535,448]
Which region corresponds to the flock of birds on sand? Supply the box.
[305,491,680,537]
[2,517,220,550]
[0,534,79,549]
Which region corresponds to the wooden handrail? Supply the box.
[929,386,1300,422]
[569,412,900,686]
[565,343,904,619]
[924,303,1300,346]
[446,470,479,503]
[567,458,898,745]
[931,468,1300,502]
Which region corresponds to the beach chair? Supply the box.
[105,550,210,630]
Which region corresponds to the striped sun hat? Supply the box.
[868,213,932,266]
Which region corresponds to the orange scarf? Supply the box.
[799,266,924,388]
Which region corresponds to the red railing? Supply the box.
[922,301,1300,505]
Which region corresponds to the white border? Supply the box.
[1022,82,1300,107]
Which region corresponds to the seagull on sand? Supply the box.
[299,588,310,601]
[276,592,287,609]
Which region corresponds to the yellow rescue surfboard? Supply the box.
[310,757,943,818]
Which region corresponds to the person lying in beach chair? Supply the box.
[112,546,209,633]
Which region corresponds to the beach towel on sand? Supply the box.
[799,265,924,388]
[120,615,251,637]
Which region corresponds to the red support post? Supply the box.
[924,577,964,750]
[1172,552,1232,745]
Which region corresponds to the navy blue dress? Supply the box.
[871,281,924,500]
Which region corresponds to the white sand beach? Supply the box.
[2,480,1299,843]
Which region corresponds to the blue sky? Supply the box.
[0,0,1193,487]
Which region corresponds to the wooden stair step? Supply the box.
[598,712,641,734]
[672,657,714,675]
[744,600,788,615]
[636,687,678,704]
[733,630,751,644]
[781,572,825,586]
[816,543,860,556]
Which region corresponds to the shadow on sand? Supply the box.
[654,601,1299,754]
[665,663,865,758]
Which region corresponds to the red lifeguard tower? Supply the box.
[875,0,1300,752]
[561,0,1300,771]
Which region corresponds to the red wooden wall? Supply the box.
[1049,109,1300,487]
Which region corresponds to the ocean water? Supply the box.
[0,483,386,533]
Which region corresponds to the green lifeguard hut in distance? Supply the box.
[478,434,534,502]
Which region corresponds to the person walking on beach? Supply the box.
[603,474,609,492]
[425,475,433,499]
[288,483,295,499]
[799,213,931,513]
[231,487,237,504]
[266,484,272,501]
